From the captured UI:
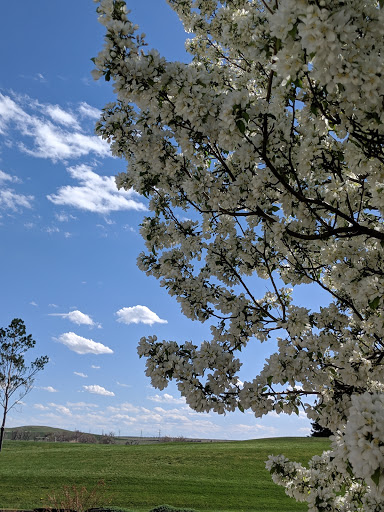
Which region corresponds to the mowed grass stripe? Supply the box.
[0,437,330,512]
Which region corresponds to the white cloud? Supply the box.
[34,73,47,83]
[66,402,99,409]
[116,305,167,326]
[48,403,72,415]
[91,365,100,369]
[47,164,147,214]
[45,226,59,234]
[55,332,113,355]
[46,105,80,129]
[147,393,186,404]
[0,170,21,183]
[55,212,77,222]
[29,301,38,307]
[49,309,99,327]
[78,102,100,120]
[34,403,50,410]
[74,372,88,378]
[83,385,115,397]
[39,386,58,393]
[116,382,131,388]
[0,93,110,162]
[0,171,33,212]
[0,189,33,211]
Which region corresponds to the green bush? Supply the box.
[87,508,134,512]
[149,505,198,512]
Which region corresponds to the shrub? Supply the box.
[149,505,198,512]
[44,480,109,512]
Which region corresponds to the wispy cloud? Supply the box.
[0,93,110,162]
[49,309,100,328]
[29,301,38,307]
[83,385,115,397]
[78,102,100,120]
[55,212,77,222]
[0,169,33,212]
[46,105,80,129]
[116,305,167,326]
[0,189,34,212]
[116,382,131,388]
[91,365,101,369]
[147,393,186,404]
[55,332,113,355]
[66,402,99,409]
[47,164,147,214]
[0,170,21,183]
[74,372,88,378]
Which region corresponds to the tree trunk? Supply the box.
[0,400,8,452]
[0,425,5,452]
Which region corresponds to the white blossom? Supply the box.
[93,0,384,509]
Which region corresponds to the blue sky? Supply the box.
[0,0,316,439]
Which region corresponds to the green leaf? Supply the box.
[238,403,245,413]
[288,25,298,39]
[267,375,273,387]
[236,119,246,134]
[369,296,380,310]
[105,70,111,82]
[371,467,381,486]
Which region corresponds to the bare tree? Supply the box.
[0,318,48,451]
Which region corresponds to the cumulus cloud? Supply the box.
[55,332,113,355]
[74,372,88,378]
[0,93,110,161]
[49,309,100,327]
[48,403,72,415]
[47,164,147,214]
[39,386,58,393]
[116,305,167,326]
[83,385,115,397]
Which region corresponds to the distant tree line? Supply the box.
[6,428,118,444]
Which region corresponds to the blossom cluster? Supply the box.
[92,0,384,509]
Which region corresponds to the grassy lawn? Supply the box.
[0,437,330,512]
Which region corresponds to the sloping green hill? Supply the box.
[0,437,330,512]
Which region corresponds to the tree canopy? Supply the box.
[93,0,384,509]
[0,318,48,451]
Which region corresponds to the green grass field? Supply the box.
[0,437,330,512]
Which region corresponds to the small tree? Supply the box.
[0,318,48,451]
[310,421,332,438]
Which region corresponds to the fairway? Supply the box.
[0,437,329,512]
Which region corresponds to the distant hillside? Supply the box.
[4,425,225,445]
